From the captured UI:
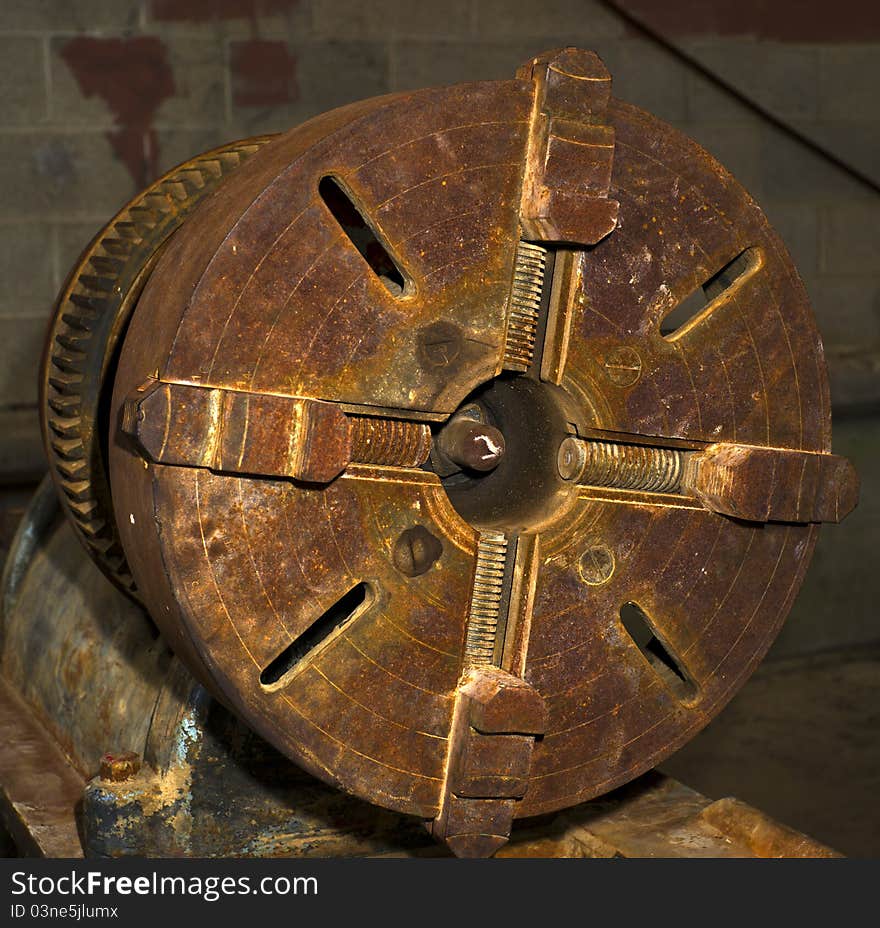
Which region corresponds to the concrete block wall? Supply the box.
[0,0,877,651]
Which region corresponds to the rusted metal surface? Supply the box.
[28,48,855,857]
[2,657,839,859]
[0,658,842,859]
[517,49,619,245]
[697,796,842,858]
[681,443,858,522]
[82,674,441,859]
[494,772,843,859]
[0,675,85,858]
[123,380,432,482]
[556,436,857,522]
[1,479,172,777]
[0,491,845,859]
[430,665,548,857]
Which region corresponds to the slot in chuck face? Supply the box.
[40,48,858,858]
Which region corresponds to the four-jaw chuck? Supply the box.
[40,48,858,857]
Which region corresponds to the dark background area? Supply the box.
[0,0,877,855]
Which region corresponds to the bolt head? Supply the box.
[99,751,142,782]
[557,436,586,480]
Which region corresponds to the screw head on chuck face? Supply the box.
[437,417,506,473]
[392,526,443,577]
[578,544,615,585]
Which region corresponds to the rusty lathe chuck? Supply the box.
[41,48,858,857]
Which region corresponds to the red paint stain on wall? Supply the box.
[619,0,880,42]
[60,37,175,187]
[230,40,298,106]
[149,0,299,22]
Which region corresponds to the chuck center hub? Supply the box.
[435,377,577,533]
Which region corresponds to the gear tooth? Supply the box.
[100,236,132,256]
[217,151,245,171]
[68,292,106,314]
[55,457,88,480]
[114,221,140,240]
[50,436,85,461]
[89,254,125,276]
[55,332,90,352]
[142,191,174,213]
[67,498,99,518]
[49,394,82,416]
[127,205,160,235]
[163,180,190,201]
[60,479,92,502]
[60,310,96,331]
[81,521,110,542]
[77,273,115,294]
[175,167,210,190]
[52,340,87,361]
[48,414,82,438]
[50,352,85,375]
[194,160,222,180]
[48,372,83,394]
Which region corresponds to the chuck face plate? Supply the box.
[46,49,856,857]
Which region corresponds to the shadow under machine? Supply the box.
[0,49,859,858]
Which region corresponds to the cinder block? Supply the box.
[0,223,55,301]
[821,203,880,276]
[313,0,471,39]
[229,38,298,109]
[685,40,819,123]
[229,40,389,126]
[759,201,819,276]
[391,40,538,91]
[799,121,880,198]
[0,315,50,406]
[50,35,225,130]
[0,37,46,126]
[826,349,880,412]
[50,37,114,129]
[819,45,880,122]
[599,38,689,125]
[157,37,227,126]
[0,0,140,31]
[393,37,687,121]
[759,123,866,204]
[53,221,104,290]
[0,408,44,480]
[154,128,230,175]
[472,0,625,40]
[807,275,880,350]
[144,0,309,37]
[294,41,390,107]
[227,103,320,138]
[0,131,135,219]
